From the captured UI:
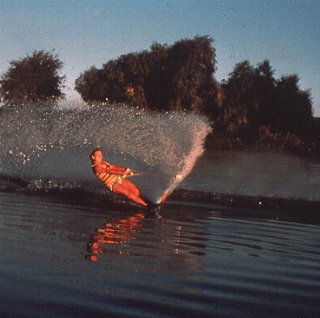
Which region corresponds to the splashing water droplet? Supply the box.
[0,101,211,201]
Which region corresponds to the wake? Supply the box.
[0,101,211,202]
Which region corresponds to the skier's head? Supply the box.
[90,148,102,162]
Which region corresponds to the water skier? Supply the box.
[90,148,148,206]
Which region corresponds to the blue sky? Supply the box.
[1,0,319,115]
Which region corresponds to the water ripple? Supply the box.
[1,192,320,317]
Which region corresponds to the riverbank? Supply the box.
[205,132,320,161]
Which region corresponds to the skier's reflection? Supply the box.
[86,212,147,262]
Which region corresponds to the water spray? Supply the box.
[0,101,211,201]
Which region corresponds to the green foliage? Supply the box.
[75,36,218,116]
[216,61,257,140]
[0,50,65,103]
[76,37,317,152]
[273,75,312,136]
[0,37,318,154]
[166,36,217,114]
[216,59,313,143]
[75,67,109,102]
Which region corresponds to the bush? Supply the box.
[0,50,65,103]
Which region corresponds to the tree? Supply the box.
[136,43,169,110]
[0,50,65,103]
[75,66,109,102]
[273,75,313,137]
[216,59,313,143]
[166,36,217,115]
[75,36,218,116]
[217,60,257,140]
[254,60,276,127]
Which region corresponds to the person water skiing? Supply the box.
[90,148,148,207]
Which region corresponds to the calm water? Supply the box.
[182,151,320,201]
[0,189,319,318]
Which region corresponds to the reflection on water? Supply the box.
[0,192,320,318]
[86,212,147,260]
[85,209,207,268]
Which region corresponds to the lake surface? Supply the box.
[1,150,320,318]
[182,151,320,201]
[1,102,320,317]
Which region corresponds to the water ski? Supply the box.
[139,191,168,212]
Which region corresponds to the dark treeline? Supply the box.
[74,36,319,155]
[0,36,319,156]
[213,59,317,153]
[75,36,217,116]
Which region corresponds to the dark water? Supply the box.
[0,103,320,317]
[0,190,320,318]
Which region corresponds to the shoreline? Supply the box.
[205,133,320,161]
